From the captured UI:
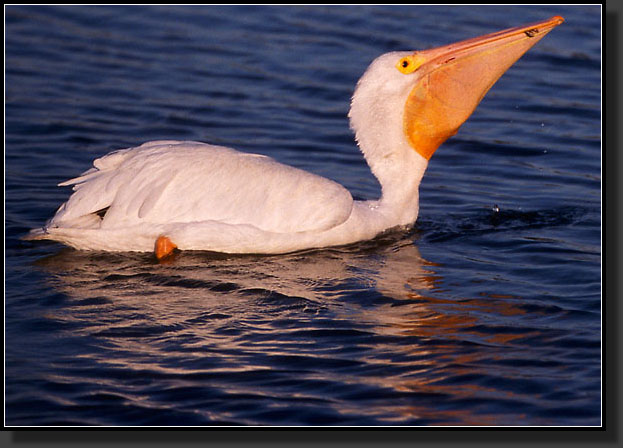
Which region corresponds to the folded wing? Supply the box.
[49,141,354,234]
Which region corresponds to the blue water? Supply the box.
[5,5,601,426]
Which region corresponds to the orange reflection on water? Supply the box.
[34,235,545,425]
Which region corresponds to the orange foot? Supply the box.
[155,235,178,260]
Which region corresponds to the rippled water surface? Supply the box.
[5,5,601,426]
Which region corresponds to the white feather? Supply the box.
[26,54,429,254]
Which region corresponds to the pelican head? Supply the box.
[349,16,564,214]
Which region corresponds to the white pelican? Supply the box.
[25,16,564,259]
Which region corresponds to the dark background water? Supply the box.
[5,5,601,426]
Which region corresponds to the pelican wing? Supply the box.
[50,141,354,234]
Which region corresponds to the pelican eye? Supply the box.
[396,55,421,74]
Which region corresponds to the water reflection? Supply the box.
[35,231,442,324]
[31,234,558,425]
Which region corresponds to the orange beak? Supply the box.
[404,16,564,161]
